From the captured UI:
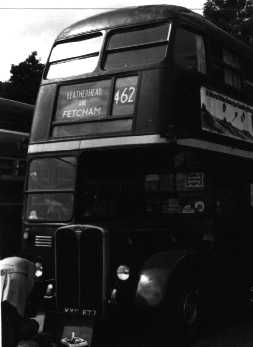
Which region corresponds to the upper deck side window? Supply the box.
[174,27,206,73]
[222,49,240,69]
[46,33,103,79]
[104,22,171,70]
[223,49,241,89]
[209,41,241,90]
[243,59,253,99]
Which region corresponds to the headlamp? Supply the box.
[44,283,54,299]
[35,261,43,278]
[116,265,130,281]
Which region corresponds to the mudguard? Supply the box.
[135,249,200,308]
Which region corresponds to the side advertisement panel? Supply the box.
[200,86,253,143]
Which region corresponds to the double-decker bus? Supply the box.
[23,5,253,345]
[0,98,33,258]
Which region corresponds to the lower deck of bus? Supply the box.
[26,145,251,231]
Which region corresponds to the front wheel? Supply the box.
[155,276,203,346]
[176,283,201,337]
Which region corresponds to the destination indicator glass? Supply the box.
[55,80,111,122]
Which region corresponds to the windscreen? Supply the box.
[26,157,76,222]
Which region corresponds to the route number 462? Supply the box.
[114,86,136,105]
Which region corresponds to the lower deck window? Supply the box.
[76,151,208,221]
[26,193,73,222]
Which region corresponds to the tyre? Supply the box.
[155,274,202,346]
[175,281,201,338]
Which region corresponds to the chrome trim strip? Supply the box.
[177,138,253,160]
[80,134,167,148]
[28,140,81,153]
[28,136,253,160]
[28,135,167,154]
[0,128,29,137]
[167,22,172,41]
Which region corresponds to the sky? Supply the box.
[0,0,205,81]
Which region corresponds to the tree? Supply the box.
[203,0,253,45]
[0,51,44,104]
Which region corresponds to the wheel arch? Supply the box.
[135,249,205,309]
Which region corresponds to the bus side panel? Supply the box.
[172,70,201,138]
[135,69,170,135]
[30,84,57,143]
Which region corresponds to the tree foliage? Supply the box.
[203,0,253,45]
[0,51,44,104]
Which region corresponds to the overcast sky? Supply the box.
[0,0,205,81]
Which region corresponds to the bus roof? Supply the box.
[57,5,192,40]
[56,4,253,56]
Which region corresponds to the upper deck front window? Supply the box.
[104,22,171,70]
[46,33,103,79]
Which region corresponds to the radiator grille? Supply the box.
[34,235,53,248]
[55,225,105,317]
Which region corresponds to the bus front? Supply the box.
[23,5,209,344]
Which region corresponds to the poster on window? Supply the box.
[200,87,253,143]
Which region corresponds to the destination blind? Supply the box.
[55,80,111,122]
[54,76,138,124]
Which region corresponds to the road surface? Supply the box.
[193,316,253,347]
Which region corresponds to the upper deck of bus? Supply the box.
[29,5,253,160]
[40,4,253,87]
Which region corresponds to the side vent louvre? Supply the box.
[34,235,53,248]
